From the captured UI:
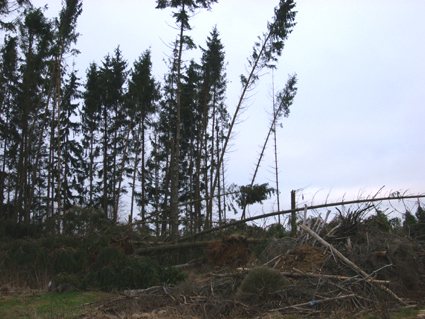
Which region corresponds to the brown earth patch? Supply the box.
[206,235,251,268]
[275,244,330,273]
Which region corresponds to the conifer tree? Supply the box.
[241,74,297,219]
[14,7,53,223]
[209,0,297,222]
[97,47,128,222]
[126,49,160,223]
[199,26,228,228]
[146,50,178,235]
[52,0,82,226]
[0,0,30,32]
[57,70,84,210]
[0,35,19,220]
[81,62,101,207]
[156,0,218,241]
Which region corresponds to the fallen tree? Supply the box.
[179,193,425,241]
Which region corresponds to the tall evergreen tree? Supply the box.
[209,0,297,221]
[52,0,82,226]
[97,47,128,222]
[0,34,19,220]
[198,26,228,228]
[126,49,159,224]
[241,73,297,219]
[156,0,218,242]
[81,62,101,207]
[13,7,53,223]
[57,70,83,210]
[146,48,178,236]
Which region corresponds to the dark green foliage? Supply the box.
[0,220,43,239]
[156,0,218,31]
[0,233,186,291]
[236,266,289,303]
[402,205,425,238]
[62,206,112,236]
[275,73,298,119]
[403,211,417,232]
[415,204,425,225]
[54,248,78,273]
[115,257,159,290]
[14,241,40,266]
[236,183,274,209]
[94,246,127,269]
[366,209,392,232]
[52,272,79,290]
[266,223,288,238]
[87,247,185,290]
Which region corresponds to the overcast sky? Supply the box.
[32,0,425,219]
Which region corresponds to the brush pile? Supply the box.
[93,208,425,318]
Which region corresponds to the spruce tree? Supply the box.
[81,62,101,207]
[57,70,84,210]
[209,0,297,221]
[199,26,228,228]
[146,51,178,236]
[14,7,53,223]
[0,35,19,220]
[156,0,218,242]
[97,47,128,222]
[126,49,160,223]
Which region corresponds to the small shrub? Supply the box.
[267,223,288,238]
[160,266,187,285]
[236,266,289,303]
[94,246,128,270]
[15,241,39,266]
[54,248,78,273]
[97,266,117,289]
[51,272,79,292]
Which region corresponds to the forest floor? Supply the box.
[2,222,425,318]
[0,277,422,319]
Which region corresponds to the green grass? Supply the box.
[0,290,112,319]
[0,289,422,319]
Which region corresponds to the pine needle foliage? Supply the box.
[237,266,289,303]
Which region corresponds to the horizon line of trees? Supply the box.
[0,0,299,239]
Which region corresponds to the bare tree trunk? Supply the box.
[56,59,62,233]
[115,106,135,223]
[169,4,186,242]
[130,120,142,224]
[102,108,108,218]
[272,73,281,221]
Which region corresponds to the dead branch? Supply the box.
[299,224,408,306]
[262,254,283,267]
[281,270,390,284]
[123,286,162,297]
[269,294,357,312]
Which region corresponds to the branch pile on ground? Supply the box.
[82,217,425,318]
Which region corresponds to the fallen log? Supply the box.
[135,238,266,254]
[281,270,390,284]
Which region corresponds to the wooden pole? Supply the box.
[291,190,297,237]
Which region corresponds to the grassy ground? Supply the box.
[0,290,114,319]
[0,289,421,319]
